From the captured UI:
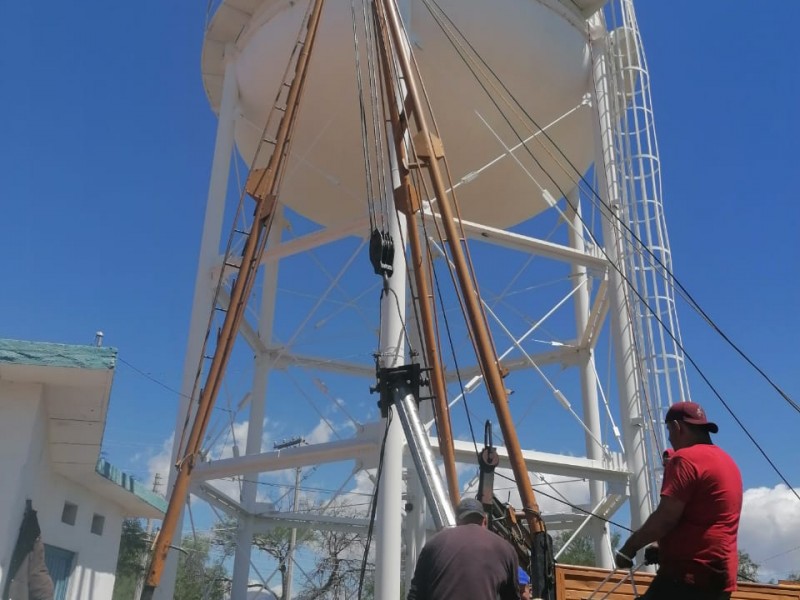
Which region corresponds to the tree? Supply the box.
[215,517,315,600]
[737,551,759,583]
[296,502,376,600]
[552,532,595,566]
[552,530,620,567]
[786,572,800,582]
[211,495,378,600]
[175,535,229,600]
[214,502,374,600]
[296,526,373,600]
[112,519,150,600]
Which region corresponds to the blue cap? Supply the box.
[518,567,530,585]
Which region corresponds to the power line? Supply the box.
[421,0,797,418]
[495,471,632,533]
[758,543,800,566]
[118,355,232,414]
[417,0,799,502]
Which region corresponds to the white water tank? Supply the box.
[202,0,605,228]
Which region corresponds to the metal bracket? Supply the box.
[372,363,422,418]
[370,362,455,529]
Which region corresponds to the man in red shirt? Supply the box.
[615,401,743,599]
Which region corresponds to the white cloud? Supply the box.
[145,420,273,502]
[307,417,357,445]
[208,420,252,460]
[203,420,275,501]
[533,473,591,515]
[336,469,378,515]
[147,433,174,492]
[739,484,800,581]
[305,418,337,445]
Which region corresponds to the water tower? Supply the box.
[157,1,690,598]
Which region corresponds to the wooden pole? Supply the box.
[139,1,328,596]
[374,0,544,534]
[373,10,461,507]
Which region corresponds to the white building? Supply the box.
[0,338,166,600]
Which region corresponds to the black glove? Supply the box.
[644,544,659,565]
[614,549,634,569]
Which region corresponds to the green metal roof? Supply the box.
[0,338,164,517]
[95,459,168,515]
[0,338,116,370]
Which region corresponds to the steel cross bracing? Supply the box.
[200,88,625,599]
[160,0,700,596]
[221,218,613,409]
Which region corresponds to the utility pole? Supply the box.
[274,437,304,600]
[137,474,164,600]
[146,473,163,535]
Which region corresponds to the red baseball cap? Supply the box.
[665,401,718,433]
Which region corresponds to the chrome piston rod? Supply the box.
[392,385,456,529]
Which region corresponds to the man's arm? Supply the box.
[406,549,429,600]
[616,495,685,567]
[499,547,521,600]
[28,538,54,600]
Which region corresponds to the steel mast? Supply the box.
[373,0,547,540]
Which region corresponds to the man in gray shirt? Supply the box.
[407,498,520,600]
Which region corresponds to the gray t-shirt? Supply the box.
[407,523,520,600]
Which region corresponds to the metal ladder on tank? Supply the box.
[605,0,693,505]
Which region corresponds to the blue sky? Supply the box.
[1,0,798,580]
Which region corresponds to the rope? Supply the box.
[349,0,377,231]
[586,562,645,600]
[424,0,796,417]
[420,0,800,499]
[494,471,633,533]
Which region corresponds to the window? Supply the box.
[44,545,75,600]
[90,514,105,536]
[60,502,77,526]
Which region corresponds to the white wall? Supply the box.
[0,380,45,583]
[0,379,127,600]
[36,473,124,600]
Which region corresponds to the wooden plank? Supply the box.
[556,565,800,600]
